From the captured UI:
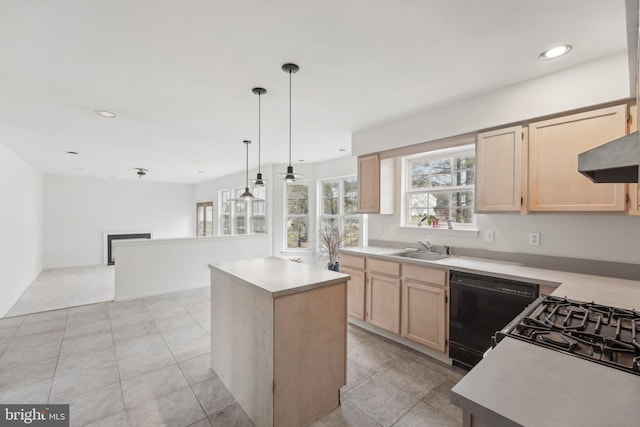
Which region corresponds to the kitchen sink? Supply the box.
[394,251,451,261]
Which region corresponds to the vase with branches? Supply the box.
[318,226,342,271]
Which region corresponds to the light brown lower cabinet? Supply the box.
[366,272,401,334]
[401,280,447,352]
[342,267,366,320]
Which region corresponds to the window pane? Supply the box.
[221,191,231,214]
[322,181,339,215]
[343,217,360,247]
[287,217,308,249]
[221,215,231,235]
[321,217,338,233]
[343,178,358,215]
[252,216,266,234]
[235,216,246,235]
[234,189,247,215]
[205,205,213,237]
[287,184,308,215]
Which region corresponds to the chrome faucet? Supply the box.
[418,239,432,252]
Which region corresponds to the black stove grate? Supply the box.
[498,295,640,376]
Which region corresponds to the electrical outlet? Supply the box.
[377,224,383,234]
[484,230,494,243]
[390,226,396,234]
[529,232,541,246]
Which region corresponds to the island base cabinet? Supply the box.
[401,280,447,352]
[366,273,401,334]
[210,265,347,427]
[343,267,366,320]
[274,283,347,427]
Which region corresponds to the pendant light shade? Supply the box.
[227,140,263,202]
[252,87,267,187]
[281,63,303,182]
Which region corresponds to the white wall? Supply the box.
[353,52,640,265]
[353,52,629,156]
[44,175,195,268]
[114,235,272,300]
[0,142,43,317]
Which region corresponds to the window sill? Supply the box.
[396,226,479,238]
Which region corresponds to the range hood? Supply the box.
[578,132,639,183]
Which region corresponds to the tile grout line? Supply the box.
[46,310,70,404]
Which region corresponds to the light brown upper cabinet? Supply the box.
[628,105,639,216]
[476,126,526,212]
[357,154,394,214]
[528,105,627,212]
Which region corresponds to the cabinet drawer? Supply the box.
[403,264,446,286]
[367,258,400,277]
[341,254,365,270]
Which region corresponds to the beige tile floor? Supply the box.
[6,265,115,317]
[0,287,464,427]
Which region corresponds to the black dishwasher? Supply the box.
[449,271,538,369]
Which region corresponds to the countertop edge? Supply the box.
[209,258,350,298]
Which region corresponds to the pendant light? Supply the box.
[281,63,303,182]
[240,140,257,200]
[228,140,263,202]
[252,87,266,187]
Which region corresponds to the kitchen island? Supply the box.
[208,257,350,427]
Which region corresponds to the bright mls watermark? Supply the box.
[1,405,68,426]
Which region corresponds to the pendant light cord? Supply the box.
[258,93,262,174]
[245,141,249,188]
[288,69,292,167]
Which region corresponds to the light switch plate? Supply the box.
[484,230,494,243]
[377,224,383,234]
[529,232,541,246]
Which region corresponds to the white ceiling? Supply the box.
[0,0,627,184]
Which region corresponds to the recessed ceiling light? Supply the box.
[339,148,346,152]
[539,45,572,60]
[197,170,206,174]
[298,159,304,162]
[192,160,201,165]
[66,151,79,155]
[95,110,116,118]
[72,167,84,171]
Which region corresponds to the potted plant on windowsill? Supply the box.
[318,227,342,272]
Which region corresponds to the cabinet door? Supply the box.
[366,273,401,334]
[528,105,627,212]
[628,105,640,215]
[357,154,380,213]
[476,126,525,212]
[342,267,366,320]
[401,280,446,352]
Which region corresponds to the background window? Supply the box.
[405,145,475,227]
[219,190,231,235]
[320,176,361,247]
[218,186,267,236]
[251,186,267,234]
[196,201,214,237]
[286,183,309,249]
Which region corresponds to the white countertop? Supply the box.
[209,257,350,298]
[341,246,640,310]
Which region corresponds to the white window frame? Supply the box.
[218,185,268,236]
[284,181,310,251]
[318,175,362,247]
[403,144,476,229]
